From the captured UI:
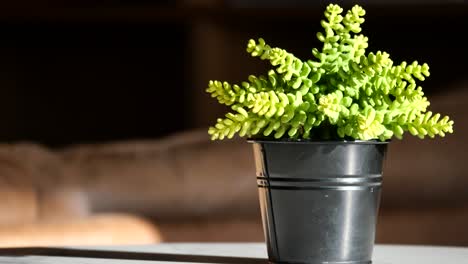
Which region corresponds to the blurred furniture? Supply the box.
[0,144,162,246]
[0,2,467,247]
[1,243,468,263]
[0,214,161,247]
[1,84,468,247]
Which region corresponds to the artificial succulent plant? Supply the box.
[206,4,454,141]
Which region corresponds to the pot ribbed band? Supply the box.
[257,174,382,190]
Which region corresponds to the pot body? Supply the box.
[251,140,388,264]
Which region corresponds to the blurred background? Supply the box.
[0,0,467,247]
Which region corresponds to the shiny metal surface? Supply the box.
[252,141,388,264]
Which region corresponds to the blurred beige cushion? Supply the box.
[0,187,37,224]
[0,213,162,247]
[60,130,258,219]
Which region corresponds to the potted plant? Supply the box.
[205,3,454,264]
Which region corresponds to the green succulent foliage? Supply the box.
[206,4,454,141]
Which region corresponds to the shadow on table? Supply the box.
[0,247,268,264]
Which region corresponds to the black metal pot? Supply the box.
[250,140,388,264]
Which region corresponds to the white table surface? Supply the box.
[0,243,468,264]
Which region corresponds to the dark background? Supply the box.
[0,0,466,147]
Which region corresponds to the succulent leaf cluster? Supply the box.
[206,4,454,141]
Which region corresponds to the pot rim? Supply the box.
[247,138,390,145]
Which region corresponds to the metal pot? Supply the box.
[250,140,388,264]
